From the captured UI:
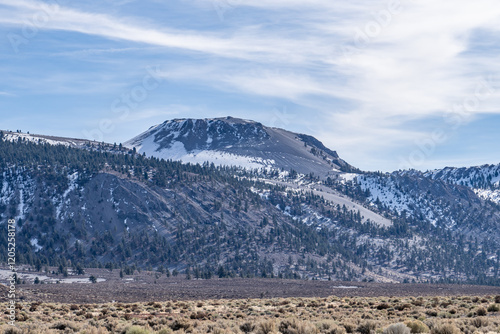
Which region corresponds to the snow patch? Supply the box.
[0,269,105,284]
[339,173,359,182]
[30,238,43,252]
[474,188,500,204]
[127,136,275,169]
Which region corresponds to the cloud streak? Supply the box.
[0,0,329,64]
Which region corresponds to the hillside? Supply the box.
[0,127,499,285]
[0,135,372,281]
[424,164,500,204]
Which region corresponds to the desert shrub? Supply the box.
[309,301,324,308]
[327,326,347,334]
[377,303,391,310]
[405,320,429,333]
[15,312,28,322]
[189,311,208,320]
[470,317,489,328]
[425,310,438,317]
[257,320,276,334]
[412,299,424,307]
[357,321,377,334]
[278,319,318,334]
[293,321,319,334]
[476,307,487,316]
[280,319,298,334]
[429,324,460,334]
[213,329,231,334]
[157,329,172,334]
[437,312,454,319]
[299,322,319,334]
[50,321,80,331]
[342,322,357,333]
[30,302,42,312]
[3,328,22,334]
[126,326,151,334]
[169,319,192,331]
[240,322,256,333]
[317,321,346,334]
[487,304,499,312]
[297,322,318,334]
[396,304,412,311]
[383,323,410,334]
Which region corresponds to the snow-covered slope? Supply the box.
[424,164,500,204]
[1,131,88,147]
[1,130,131,156]
[125,117,355,176]
[356,173,457,228]
[352,170,500,236]
[424,164,500,188]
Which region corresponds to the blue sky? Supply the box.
[1,0,499,172]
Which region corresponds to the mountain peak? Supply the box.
[125,117,354,176]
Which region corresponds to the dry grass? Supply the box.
[0,295,499,333]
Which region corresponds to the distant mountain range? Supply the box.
[0,119,498,285]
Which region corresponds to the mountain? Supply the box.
[347,164,500,236]
[124,117,356,177]
[0,134,374,281]
[0,124,499,285]
[424,164,500,204]
[352,170,500,237]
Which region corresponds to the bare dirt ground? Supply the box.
[9,268,500,304]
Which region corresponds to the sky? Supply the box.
[0,0,500,172]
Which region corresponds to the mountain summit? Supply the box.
[124,116,354,176]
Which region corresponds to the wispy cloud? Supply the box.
[0,0,324,64]
[0,91,15,97]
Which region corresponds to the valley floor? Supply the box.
[14,277,500,304]
[2,268,500,333]
[1,267,499,304]
[1,292,500,334]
